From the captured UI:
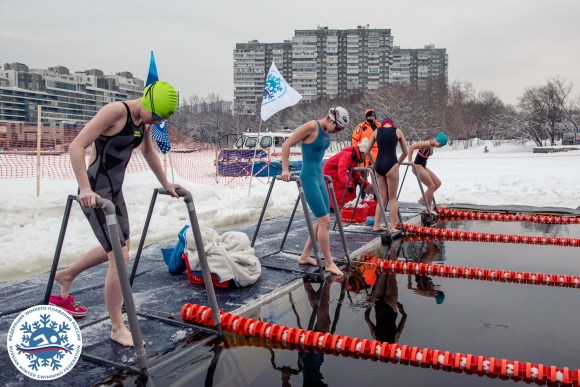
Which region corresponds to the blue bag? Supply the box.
[161,225,189,274]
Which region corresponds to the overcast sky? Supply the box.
[1,0,579,106]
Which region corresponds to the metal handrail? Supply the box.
[399,162,437,214]
[333,167,406,244]
[43,195,148,375]
[159,188,223,337]
[42,187,225,378]
[130,188,223,337]
[251,175,351,278]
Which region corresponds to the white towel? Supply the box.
[185,225,261,287]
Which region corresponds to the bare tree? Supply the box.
[550,76,579,132]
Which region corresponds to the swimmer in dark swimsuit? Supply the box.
[281,107,350,276]
[365,244,407,343]
[365,116,408,234]
[55,81,183,347]
[407,132,448,215]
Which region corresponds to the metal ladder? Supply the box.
[42,188,222,379]
[251,175,351,280]
[398,162,439,226]
[333,167,406,244]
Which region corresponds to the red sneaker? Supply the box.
[49,294,88,318]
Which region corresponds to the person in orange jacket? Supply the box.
[352,109,380,166]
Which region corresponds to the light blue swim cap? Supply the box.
[436,132,448,146]
[435,291,445,304]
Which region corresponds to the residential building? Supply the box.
[0,63,144,127]
[390,45,448,86]
[233,25,448,115]
[293,25,393,100]
[233,40,292,115]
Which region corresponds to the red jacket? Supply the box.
[322,146,370,210]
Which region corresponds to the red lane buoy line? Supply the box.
[180,303,580,386]
[437,208,580,225]
[403,224,580,247]
[364,259,580,289]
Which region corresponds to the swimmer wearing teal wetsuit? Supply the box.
[282,107,350,276]
[300,121,331,218]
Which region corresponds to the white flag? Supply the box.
[260,62,302,121]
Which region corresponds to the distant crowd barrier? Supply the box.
[0,122,271,192]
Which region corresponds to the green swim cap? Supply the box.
[436,132,448,146]
[141,81,178,119]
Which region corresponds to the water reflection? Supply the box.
[139,234,580,387]
[364,244,407,344]
[272,275,347,387]
[439,219,580,238]
[406,242,445,304]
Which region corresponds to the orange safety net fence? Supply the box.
[0,122,272,188]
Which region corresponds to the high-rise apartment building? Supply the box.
[0,63,144,126]
[233,25,448,116]
[233,40,292,115]
[293,25,393,101]
[390,45,448,85]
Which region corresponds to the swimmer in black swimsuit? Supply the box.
[365,117,408,233]
[365,244,407,343]
[55,81,183,347]
[407,132,448,215]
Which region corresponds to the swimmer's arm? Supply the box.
[365,130,378,165]
[407,140,429,163]
[70,103,125,206]
[397,129,408,165]
[364,308,376,337]
[409,140,432,153]
[395,302,407,340]
[281,121,316,173]
[141,125,183,197]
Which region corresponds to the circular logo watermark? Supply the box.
[7,305,82,380]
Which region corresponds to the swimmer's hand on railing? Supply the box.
[281,169,292,182]
[78,187,100,208]
[161,182,185,198]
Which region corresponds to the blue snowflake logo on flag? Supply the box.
[152,120,171,154]
[263,74,284,100]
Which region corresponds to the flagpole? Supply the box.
[163,153,167,175]
[168,150,175,184]
[253,60,302,194]
[36,105,42,197]
[247,120,263,196]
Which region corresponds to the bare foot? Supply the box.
[298,256,319,266]
[373,225,387,232]
[54,270,72,299]
[418,197,425,205]
[429,209,438,216]
[110,326,146,347]
[325,263,344,276]
[390,228,400,234]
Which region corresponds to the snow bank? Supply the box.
[0,173,298,281]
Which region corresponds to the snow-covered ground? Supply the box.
[0,140,578,282]
[399,140,580,210]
